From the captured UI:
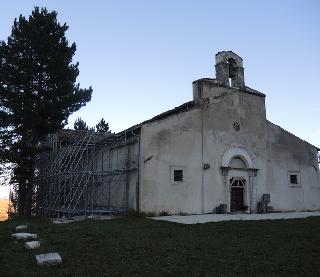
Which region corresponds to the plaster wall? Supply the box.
[140,81,269,214]
[140,108,203,213]
[200,84,267,213]
[265,122,320,211]
[139,79,320,214]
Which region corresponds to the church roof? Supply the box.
[118,101,196,135]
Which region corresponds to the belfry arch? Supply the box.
[215,51,245,89]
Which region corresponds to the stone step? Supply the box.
[36,253,62,265]
[11,233,38,240]
[25,241,40,249]
[16,225,28,231]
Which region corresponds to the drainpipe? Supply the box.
[201,98,205,214]
[131,130,141,212]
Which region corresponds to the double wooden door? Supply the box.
[230,178,245,212]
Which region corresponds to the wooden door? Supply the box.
[231,187,244,212]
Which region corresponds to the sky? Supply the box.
[0,0,319,198]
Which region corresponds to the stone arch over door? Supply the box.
[221,146,254,168]
[221,146,258,213]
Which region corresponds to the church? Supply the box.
[37,51,320,217]
[121,51,320,214]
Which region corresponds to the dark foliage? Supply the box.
[0,7,92,216]
[73,117,89,131]
[95,117,110,133]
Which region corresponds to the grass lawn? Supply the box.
[1,216,320,276]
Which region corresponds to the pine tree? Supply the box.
[96,118,110,133]
[74,117,89,131]
[0,7,92,216]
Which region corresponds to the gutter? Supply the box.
[201,98,205,214]
[131,129,141,212]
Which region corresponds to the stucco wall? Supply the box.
[265,122,320,211]
[200,84,268,213]
[140,109,203,213]
[139,81,320,214]
[140,82,269,214]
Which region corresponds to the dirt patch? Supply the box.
[0,199,9,221]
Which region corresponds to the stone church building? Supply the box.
[38,51,320,217]
[119,51,320,214]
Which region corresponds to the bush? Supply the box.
[158,211,170,216]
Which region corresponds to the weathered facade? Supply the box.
[131,51,320,214]
[38,51,320,217]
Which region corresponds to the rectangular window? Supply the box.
[290,174,298,185]
[288,171,300,186]
[174,169,183,182]
[170,166,185,184]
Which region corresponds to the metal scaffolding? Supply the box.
[35,129,137,218]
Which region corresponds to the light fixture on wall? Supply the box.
[203,163,210,170]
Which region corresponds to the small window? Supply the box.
[288,171,300,186]
[174,170,183,182]
[290,174,298,185]
[171,166,185,183]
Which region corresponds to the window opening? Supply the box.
[288,171,300,186]
[230,177,245,187]
[290,174,298,185]
[174,169,183,182]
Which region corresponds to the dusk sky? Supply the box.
[0,0,319,198]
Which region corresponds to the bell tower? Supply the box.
[215,51,245,89]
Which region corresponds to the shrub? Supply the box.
[158,211,170,216]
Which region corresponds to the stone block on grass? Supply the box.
[36,253,62,266]
[25,241,40,249]
[11,233,38,240]
[16,225,28,231]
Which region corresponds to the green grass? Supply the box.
[1,216,320,276]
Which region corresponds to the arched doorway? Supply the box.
[228,156,248,212]
[221,146,258,213]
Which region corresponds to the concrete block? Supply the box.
[25,241,40,249]
[36,253,62,266]
[11,233,38,240]
[16,225,28,231]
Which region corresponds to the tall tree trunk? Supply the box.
[17,182,26,216]
[23,184,33,217]
[16,149,36,217]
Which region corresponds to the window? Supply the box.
[230,177,246,187]
[290,174,298,185]
[288,171,300,186]
[170,166,185,183]
[174,170,183,182]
